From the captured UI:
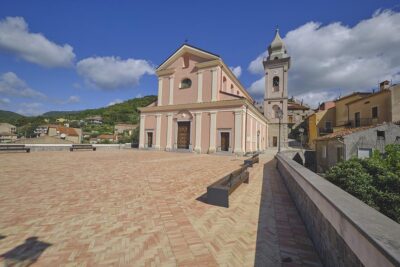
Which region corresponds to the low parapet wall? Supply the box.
[24,144,132,152]
[276,151,400,267]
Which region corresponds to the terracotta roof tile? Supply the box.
[315,125,375,141]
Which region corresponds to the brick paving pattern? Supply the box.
[0,150,321,266]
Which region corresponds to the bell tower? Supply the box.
[263,28,290,148]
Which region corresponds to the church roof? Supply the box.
[156,44,220,71]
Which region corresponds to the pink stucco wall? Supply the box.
[160,115,167,148]
[144,115,156,129]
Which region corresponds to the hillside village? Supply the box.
[0,95,156,145]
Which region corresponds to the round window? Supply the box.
[180,78,192,89]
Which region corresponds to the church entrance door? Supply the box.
[177,122,190,149]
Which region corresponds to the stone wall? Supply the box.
[25,144,132,152]
[276,152,400,267]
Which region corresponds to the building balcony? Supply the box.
[318,128,333,135]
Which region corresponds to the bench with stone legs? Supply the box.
[70,144,96,151]
[0,144,30,153]
[206,165,249,208]
[244,153,259,167]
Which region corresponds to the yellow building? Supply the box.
[334,92,370,129]
[307,104,336,149]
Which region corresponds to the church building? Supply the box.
[138,30,289,154]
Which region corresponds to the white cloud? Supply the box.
[108,98,123,106]
[77,56,155,90]
[248,77,264,96]
[17,102,44,116]
[295,90,340,109]
[0,97,10,105]
[0,17,75,67]
[230,66,242,78]
[248,9,400,105]
[65,95,80,104]
[0,72,46,99]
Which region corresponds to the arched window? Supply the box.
[222,76,227,91]
[273,76,279,92]
[180,78,192,89]
[230,84,234,93]
[273,105,282,118]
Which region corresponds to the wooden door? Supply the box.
[221,132,229,151]
[147,132,153,148]
[177,122,190,149]
[273,136,278,147]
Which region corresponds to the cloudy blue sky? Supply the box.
[0,0,399,115]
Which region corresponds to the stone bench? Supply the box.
[0,144,30,153]
[207,165,249,208]
[70,144,96,151]
[244,153,259,167]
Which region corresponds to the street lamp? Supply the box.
[299,127,304,151]
[277,109,283,153]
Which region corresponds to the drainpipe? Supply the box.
[244,104,248,154]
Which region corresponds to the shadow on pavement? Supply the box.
[1,237,51,267]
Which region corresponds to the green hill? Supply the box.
[0,110,25,124]
[0,95,157,127]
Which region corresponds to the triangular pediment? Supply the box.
[157,44,220,71]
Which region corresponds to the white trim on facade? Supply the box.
[139,115,145,148]
[157,78,163,106]
[155,114,161,149]
[209,111,217,153]
[194,112,202,153]
[166,113,173,150]
[234,110,243,154]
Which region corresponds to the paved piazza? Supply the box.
[0,150,321,266]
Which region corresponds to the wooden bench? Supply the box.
[206,165,249,208]
[244,153,259,167]
[0,144,30,153]
[70,144,96,151]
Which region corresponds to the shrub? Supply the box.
[326,144,400,223]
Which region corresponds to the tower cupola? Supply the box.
[267,28,288,60]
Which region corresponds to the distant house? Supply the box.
[0,123,17,143]
[86,116,103,124]
[306,102,336,149]
[48,125,82,144]
[287,99,313,131]
[315,123,400,173]
[34,125,49,136]
[0,132,17,143]
[0,123,17,134]
[345,82,400,128]
[114,124,138,135]
[97,134,117,143]
[56,118,67,123]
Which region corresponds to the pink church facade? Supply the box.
[138,44,268,155]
